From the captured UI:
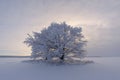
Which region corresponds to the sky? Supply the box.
[0,0,120,56]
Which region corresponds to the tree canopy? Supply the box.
[24,22,87,62]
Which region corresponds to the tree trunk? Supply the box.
[45,57,47,60]
[60,54,64,61]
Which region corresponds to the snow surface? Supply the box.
[0,57,120,80]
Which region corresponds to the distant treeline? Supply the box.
[0,55,30,58]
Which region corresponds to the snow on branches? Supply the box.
[24,22,87,62]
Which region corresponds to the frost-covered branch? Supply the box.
[24,22,87,62]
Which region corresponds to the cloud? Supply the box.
[82,23,120,56]
[0,0,120,56]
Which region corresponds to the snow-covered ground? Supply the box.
[0,57,120,80]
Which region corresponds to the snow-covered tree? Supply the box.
[24,22,87,62]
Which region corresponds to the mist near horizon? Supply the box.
[0,0,120,56]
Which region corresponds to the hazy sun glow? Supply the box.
[0,0,120,56]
